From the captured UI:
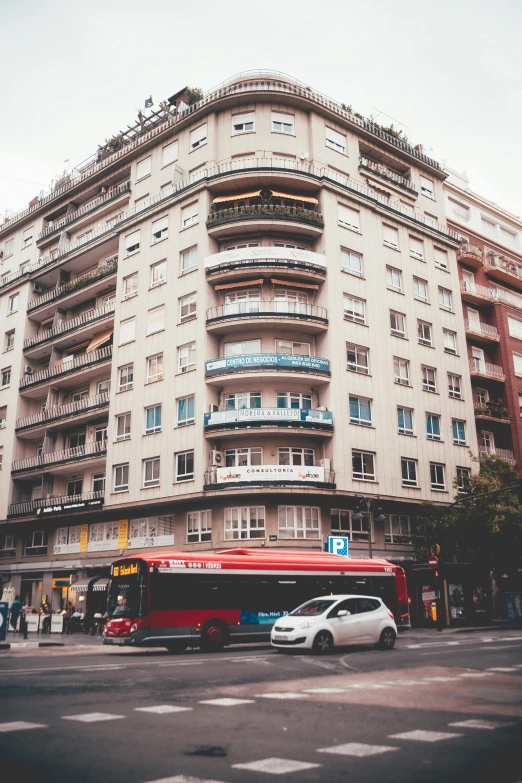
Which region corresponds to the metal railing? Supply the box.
[204,468,335,485]
[457,243,483,262]
[28,256,118,312]
[479,447,515,464]
[16,392,109,430]
[464,319,499,339]
[358,156,416,193]
[207,203,324,229]
[484,253,522,282]
[23,304,114,350]
[469,359,505,379]
[8,490,104,518]
[20,345,112,388]
[37,182,131,241]
[206,301,328,322]
[460,281,494,301]
[12,439,107,473]
[474,404,509,420]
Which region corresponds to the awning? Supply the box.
[66,341,90,354]
[270,190,318,205]
[92,577,109,592]
[215,279,264,291]
[70,577,95,592]
[212,190,262,205]
[86,329,113,353]
[271,278,319,290]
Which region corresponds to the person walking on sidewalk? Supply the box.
[9,595,22,632]
[19,602,27,638]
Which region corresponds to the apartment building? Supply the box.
[0,71,476,609]
[445,167,522,472]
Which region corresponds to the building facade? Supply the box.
[0,72,476,610]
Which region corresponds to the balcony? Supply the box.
[457,242,484,269]
[16,392,109,432]
[204,464,335,490]
[23,304,114,354]
[27,256,117,314]
[8,490,104,519]
[11,440,107,475]
[206,204,324,238]
[479,447,515,466]
[204,408,333,439]
[484,252,522,290]
[20,345,112,392]
[206,301,328,334]
[464,319,500,344]
[205,353,331,384]
[205,247,327,284]
[469,359,505,381]
[460,281,495,306]
[358,156,417,195]
[474,404,510,424]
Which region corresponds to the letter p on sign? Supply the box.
[328,536,349,557]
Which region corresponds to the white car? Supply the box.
[271,595,397,654]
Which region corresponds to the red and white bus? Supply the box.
[104,549,409,651]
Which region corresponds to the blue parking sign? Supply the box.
[328,536,349,557]
[0,602,8,643]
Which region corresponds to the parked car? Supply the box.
[271,595,397,654]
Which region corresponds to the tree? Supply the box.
[415,455,522,572]
[185,87,204,106]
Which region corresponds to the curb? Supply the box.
[0,642,65,650]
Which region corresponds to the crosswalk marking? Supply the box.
[142,776,226,783]
[390,730,462,742]
[135,705,193,714]
[62,712,124,723]
[303,688,347,694]
[0,721,47,732]
[460,672,493,678]
[449,719,515,730]
[232,757,320,774]
[257,692,308,699]
[317,742,398,757]
[422,676,460,682]
[198,698,254,707]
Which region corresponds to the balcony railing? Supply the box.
[20,345,112,389]
[23,303,114,350]
[204,408,334,429]
[460,281,494,301]
[464,319,500,340]
[205,246,327,277]
[28,256,118,312]
[206,353,330,377]
[207,204,324,230]
[484,252,522,284]
[469,359,505,380]
[16,392,109,431]
[479,447,515,465]
[8,490,104,518]
[37,182,131,241]
[474,404,510,420]
[12,439,107,473]
[206,301,328,324]
[204,464,335,487]
[457,243,483,264]
[358,156,417,194]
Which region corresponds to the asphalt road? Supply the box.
[1,631,522,783]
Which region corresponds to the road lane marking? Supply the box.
[257,692,309,699]
[422,676,461,682]
[135,705,193,714]
[460,672,494,677]
[317,742,399,757]
[303,688,347,694]
[382,680,423,685]
[0,721,47,732]
[420,642,522,656]
[449,719,515,730]
[81,666,124,672]
[487,667,519,672]
[62,712,124,723]
[390,730,462,742]
[142,776,226,783]
[232,758,320,774]
[198,698,255,707]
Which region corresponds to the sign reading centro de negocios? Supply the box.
[204,408,333,426]
[36,498,103,516]
[213,465,326,484]
[205,354,330,376]
[204,246,327,269]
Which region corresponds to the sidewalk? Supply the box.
[1,631,106,650]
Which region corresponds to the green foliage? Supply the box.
[185,87,204,106]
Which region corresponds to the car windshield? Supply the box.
[290,599,337,617]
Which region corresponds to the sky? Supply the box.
[1,0,521,219]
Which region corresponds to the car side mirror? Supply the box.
[337,609,350,617]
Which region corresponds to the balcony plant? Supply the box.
[185,87,204,106]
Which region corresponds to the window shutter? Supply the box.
[383,224,399,247]
[190,124,207,147]
[338,204,359,230]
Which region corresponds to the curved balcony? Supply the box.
[469,358,505,381]
[8,490,104,519]
[206,301,328,334]
[204,408,333,440]
[27,256,117,314]
[16,392,109,433]
[457,243,483,269]
[23,304,114,356]
[205,247,327,285]
[20,345,112,393]
[11,440,107,476]
[464,319,500,344]
[484,253,522,290]
[205,353,330,385]
[204,464,335,490]
[479,447,515,466]
[206,204,324,239]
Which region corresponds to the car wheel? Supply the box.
[312,630,333,655]
[165,642,187,654]
[200,621,227,652]
[378,628,396,650]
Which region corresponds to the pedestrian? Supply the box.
[19,602,27,638]
[9,594,22,632]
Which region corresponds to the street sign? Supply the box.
[0,601,8,643]
[428,555,439,569]
[328,536,349,557]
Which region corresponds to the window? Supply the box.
[177,395,195,426]
[178,343,196,372]
[71,389,89,403]
[409,236,424,261]
[325,127,346,153]
[430,462,446,491]
[147,353,164,382]
[276,340,310,356]
[513,353,522,377]
[450,199,470,220]
[443,329,457,354]
[508,316,522,339]
[225,339,261,357]
[401,459,418,487]
[119,317,136,345]
[418,320,432,346]
[66,477,83,496]
[187,510,212,543]
[384,515,412,544]
[162,141,178,167]
[352,451,375,481]
[113,463,129,492]
[477,388,488,406]
[452,419,466,445]
[232,112,254,134]
[147,305,165,335]
[145,404,162,434]
[1,533,14,550]
[135,195,149,212]
[116,413,131,441]
[422,365,437,393]
[3,238,14,259]
[0,406,6,429]
[225,447,263,467]
[386,266,402,292]
[439,286,453,311]
[397,406,413,435]
[519,393,522,415]
[118,363,133,391]
[394,357,410,385]
[225,507,265,540]
[456,467,471,492]
[190,124,207,150]
[1,367,11,387]
[92,472,106,493]
[272,112,294,134]
[143,457,160,487]
[390,311,406,338]
[347,343,369,374]
[500,227,517,247]
[125,230,140,256]
[343,294,366,324]
[136,157,152,180]
[420,176,434,199]
[349,396,372,426]
[279,447,314,466]
[8,293,19,314]
[413,276,429,302]
[176,451,194,481]
[424,212,437,228]
[4,330,14,351]
[383,224,399,249]
[181,203,198,228]
[179,293,197,322]
[97,379,111,395]
[123,273,138,298]
[331,509,371,542]
[24,530,48,555]
[426,413,441,441]
[481,216,496,236]
[181,245,198,272]
[151,216,168,244]
[434,248,448,270]
[340,248,363,276]
[228,391,262,409]
[279,507,320,539]
[276,392,310,409]
[338,204,360,231]
[448,373,462,399]
[22,226,33,247]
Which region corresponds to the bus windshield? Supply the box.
[107,571,146,618]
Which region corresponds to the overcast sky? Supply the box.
[1,0,521,219]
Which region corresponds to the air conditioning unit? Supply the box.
[32,282,43,294]
[24,366,33,375]
[316,406,327,411]
[209,450,225,467]
[208,404,219,413]
[318,458,331,471]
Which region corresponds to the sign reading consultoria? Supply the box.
[214,465,326,484]
[205,354,330,375]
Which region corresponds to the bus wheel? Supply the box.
[200,621,227,652]
[165,642,186,654]
[312,631,333,655]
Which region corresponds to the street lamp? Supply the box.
[351,495,385,559]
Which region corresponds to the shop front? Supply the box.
[409,563,492,628]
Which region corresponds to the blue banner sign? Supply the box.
[205,353,330,376]
[240,610,288,625]
[0,602,8,643]
[204,408,333,426]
